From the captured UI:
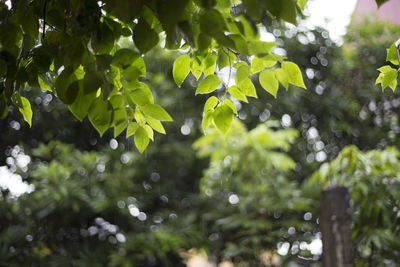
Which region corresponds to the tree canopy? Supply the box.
[0,0,311,153]
[0,0,392,152]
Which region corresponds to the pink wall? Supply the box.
[355,0,400,25]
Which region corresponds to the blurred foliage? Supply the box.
[310,146,400,266]
[194,120,318,265]
[241,17,400,183]
[0,141,198,266]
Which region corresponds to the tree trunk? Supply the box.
[320,185,354,267]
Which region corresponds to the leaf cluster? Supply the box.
[0,0,307,152]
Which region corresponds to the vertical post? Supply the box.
[320,186,354,267]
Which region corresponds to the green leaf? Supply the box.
[140,104,173,121]
[262,55,281,67]
[236,64,250,83]
[375,0,390,8]
[191,56,203,80]
[91,22,115,54]
[223,99,237,114]
[64,81,80,104]
[217,49,228,70]
[173,54,191,87]
[251,57,265,74]
[68,85,97,121]
[88,97,112,137]
[202,109,214,131]
[228,85,248,102]
[20,8,38,38]
[282,61,306,89]
[103,0,142,23]
[83,71,103,94]
[144,125,154,141]
[132,19,159,54]
[297,0,307,10]
[213,103,233,134]
[134,126,149,153]
[376,65,398,91]
[200,9,226,37]
[274,68,289,90]
[238,78,257,98]
[229,34,249,54]
[259,70,279,98]
[196,33,212,52]
[18,96,32,127]
[248,41,278,56]
[217,49,236,70]
[112,48,140,69]
[55,68,78,103]
[38,76,52,92]
[146,117,166,134]
[134,109,145,123]
[125,81,153,106]
[204,96,219,111]
[195,75,221,95]
[203,53,217,76]
[110,94,128,137]
[127,88,152,106]
[126,122,139,138]
[243,0,263,20]
[280,0,298,24]
[121,58,146,88]
[264,0,297,25]
[386,43,399,65]
[114,121,128,138]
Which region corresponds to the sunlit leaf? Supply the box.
[134,126,149,153]
[203,53,217,76]
[259,69,279,98]
[88,97,112,137]
[144,124,154,141]
[297,0,307,10]
[236,64,250,83]
[238,78,257,98]
[202,109,214,131]
[213,103,233,134]
[18,96,32,127]
[126,122,139,138]
[228,85,248,102]
[204,96,219,111]
[173,54,191,86]
[112,48,140,69]
[223,99,237,114]
[274,68,289,90]
[195,75,221,95]
[282,61,306,89]
[248,41,278,56]
[191,56,203,80]
[376,65,398,92]
[386,43,399,66]
[146,117,166,134]
[140,104,173,121]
